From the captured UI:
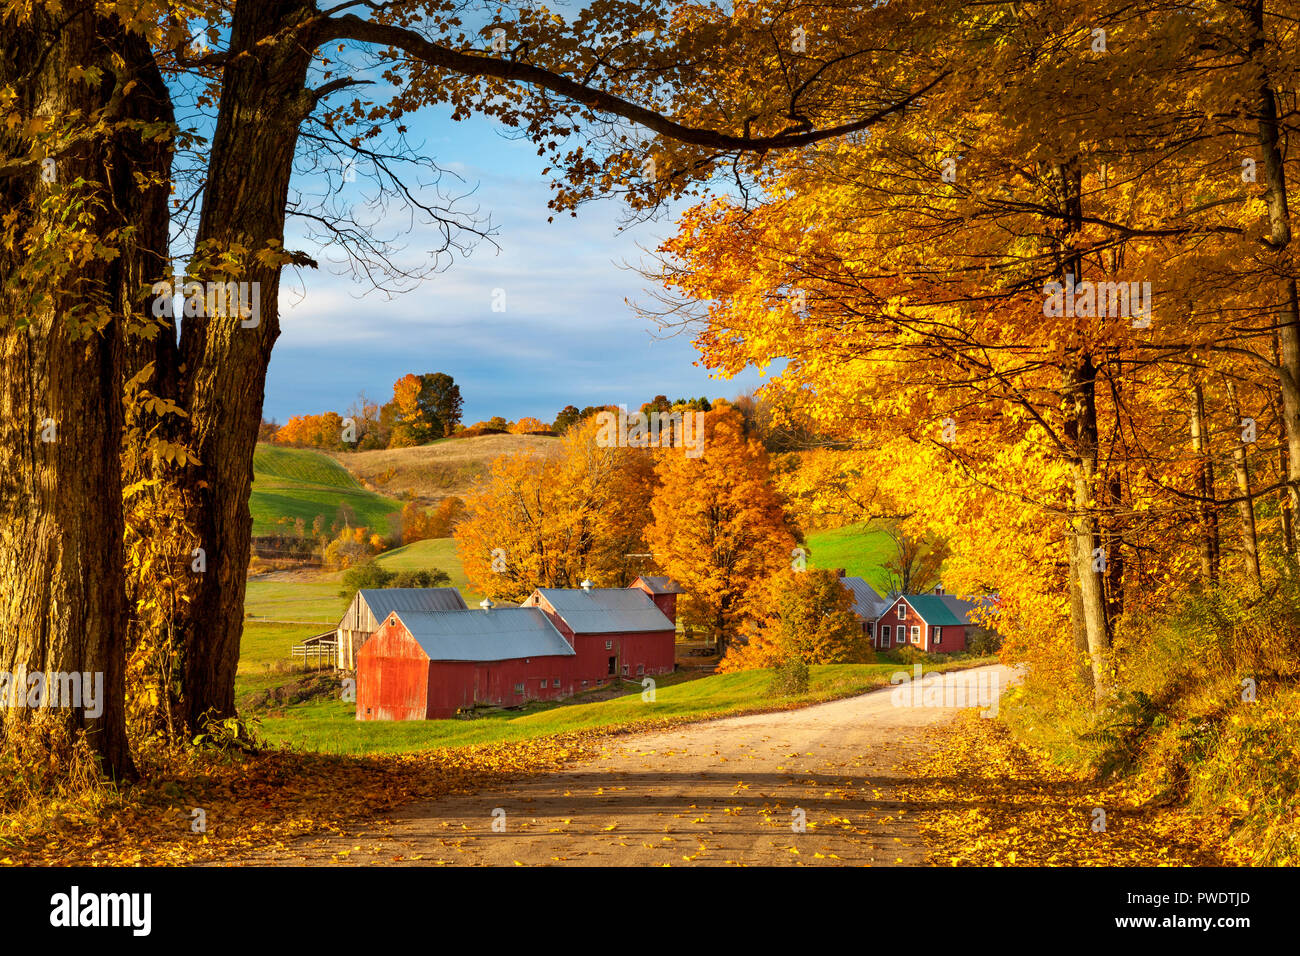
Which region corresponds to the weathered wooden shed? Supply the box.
[522,584,676,685]
[336,587,468,669]
[356,606,577,719]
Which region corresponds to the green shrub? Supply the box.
[769,656,810,697]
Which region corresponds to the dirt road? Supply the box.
[244,663,1014,866]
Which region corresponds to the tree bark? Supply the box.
[1225,381,1264,587]
[1248,0,1300,562]
[1189,382,1220,581]
[0,5,167,777]
[173,0,319,729]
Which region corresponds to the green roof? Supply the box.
[897,594,965,626]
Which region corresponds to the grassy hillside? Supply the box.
[330,433,563,503]
[804,523,895,592]
[375,537,479,602]
[257,657,986,754]
[251,444,403,537]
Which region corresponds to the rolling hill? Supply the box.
[251,444,403,537]
[327,433,563,503]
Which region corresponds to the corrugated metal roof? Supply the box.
[840,577,887,619]
[895,594,965,626]
[634,576,685,594]
[344,587,468,631]
[939,593,995,626]
[390,607,576,662]
[536,588,675,634]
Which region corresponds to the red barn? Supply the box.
[356,606,577,720]
[522,583,676,683]
[629,576,685,624]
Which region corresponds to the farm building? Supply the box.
[522,582,677,683]
[630,575,685,624]
[356,606,578,720]
[835,572,889,639]
[335,587,468,669]
[872,587,992,653]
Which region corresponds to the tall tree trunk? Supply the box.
[1189,382,1221,581]
[0,5,166,777]
[1248,0,1300,562]
[1226,381,1264,587]
[1064,356,1112,701]
[173,0,319,729]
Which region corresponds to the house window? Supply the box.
[513,683,524,694]
[911,626,920,644]
[898,604,907,620]
[622,664,630,676]
[553,678,560,688]
[605,640,613,650]
[867,622,875,636]
[637,664,644,676]
[882,625,891,645]
[933,626,942,646]
[540,678,548,688]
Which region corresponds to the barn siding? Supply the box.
[356,620,430,720]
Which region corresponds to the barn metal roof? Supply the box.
[891,594,965,626]
[390,607,576,662]
[634,576,685,595]
[840,577,887,620]
[535,587,675,634]
[343,588,468,631]
[939,593,997,626]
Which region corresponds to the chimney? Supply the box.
[835,568,846,578]
[580,579,593,591]
[480,598,494,610]
[934,585,944,595]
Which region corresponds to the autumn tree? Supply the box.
[721,568,871,672]
[645,405,797,649]
[455,417,658,602]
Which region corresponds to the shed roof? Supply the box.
[390,607,576,662]
[891,594,965,627]
[343,587,468,631]
[840,577,887,620]
[535,587,675,634]
[633,576,686,595]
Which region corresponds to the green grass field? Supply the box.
[374,537,480,602]
[804,523,895,592]
[251,444,403,537]
[257,657,986,754]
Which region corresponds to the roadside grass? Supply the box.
[804,523,895,592]
[251,444,402,537]
[244,577,347,623]
[258,656,995,755]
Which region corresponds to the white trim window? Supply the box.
[910,625,920,644]
[882,625,892,646]
[933,626,943,646]
[897,603,907,620]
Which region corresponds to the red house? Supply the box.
[521,582,677,683]
[873,592,978,654]
[356,606,578,720]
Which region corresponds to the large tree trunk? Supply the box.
[1189,382,1220,581]
[174,0,318,729]
[1248,0,1300,559]
[1226,381,1264,587]
[0,5,167,777]
[1064,355,1112,702]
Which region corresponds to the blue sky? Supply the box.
[266,103,767,426]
